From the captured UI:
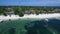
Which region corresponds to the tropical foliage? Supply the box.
[0,6,59,16]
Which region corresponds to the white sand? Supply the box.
[0,13,60,21]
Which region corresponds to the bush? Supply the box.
[3,13,7,16]
[36,12,39,15]
[18,12,24,17]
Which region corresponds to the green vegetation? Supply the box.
[13,7,20,15]
[20,6,55,11]
[18,12,24,17]
[0,6,60,16]
[3,13,7,16]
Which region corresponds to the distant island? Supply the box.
[0,6,60,17]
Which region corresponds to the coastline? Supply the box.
[0,13,60,21]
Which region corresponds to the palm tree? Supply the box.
[13,7,20,15]
[0,8,7,16]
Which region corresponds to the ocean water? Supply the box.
[0,13,60,34]
[0,18,60,34]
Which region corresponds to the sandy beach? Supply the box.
[0,13,60,21]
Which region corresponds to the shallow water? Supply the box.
[0,13,60,34]
[0,18,39,34]
[0,18,60,34]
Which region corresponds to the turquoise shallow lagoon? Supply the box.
[0,18,60,34]
[0,18,40,34]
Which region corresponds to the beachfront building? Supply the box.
[30,9,36,14]
[5,11,14,15]
[24,10,30,14]
[52,9,60,13]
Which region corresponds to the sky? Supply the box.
[0,0,60,6]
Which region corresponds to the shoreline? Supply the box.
[0,13,60,21]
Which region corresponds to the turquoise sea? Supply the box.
[0,18,60,34]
